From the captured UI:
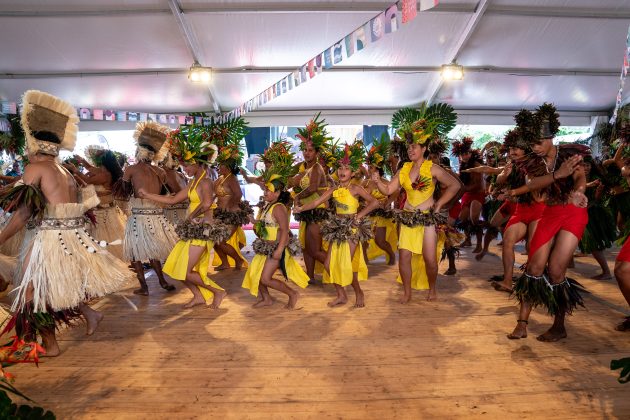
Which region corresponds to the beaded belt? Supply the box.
[39,217,86,230]
[131,208,164,216]
[167,203,189,210]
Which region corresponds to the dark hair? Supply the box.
[32,131,61,144]
[440,156,451,167]
[229,164,239,175]
[278,190,292,205]
[377,167,384,176]
[102,150,124,184]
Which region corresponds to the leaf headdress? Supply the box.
[165,124,218,165]
[365,132,390,170]
[297,112,332,152]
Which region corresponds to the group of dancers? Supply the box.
[0,89,628,357]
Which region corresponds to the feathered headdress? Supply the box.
[21,90,79,156]
[391,102,457,146]
[297,112,332,152]
[85,144,106,167]
[451,136,475,156]
[503,128,530,151]
[160,151,179,170]
[481,141,502,164]
[535,103,560,139]
[335,140,365,171]
[427,137,449,156]
[133,121,170,163]
[260,140,296,192]
[165,125,218,165]
[365,133,390,170]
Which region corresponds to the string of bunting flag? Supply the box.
[215,0,439,123]
[0,0,439,127]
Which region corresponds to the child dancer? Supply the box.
[294,142,378,308]
[242,145,309,309]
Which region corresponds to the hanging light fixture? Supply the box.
[440,61,464,81]
[188,61,212,83]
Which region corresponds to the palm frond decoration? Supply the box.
[391,101,457,145]
[391,107,422,131]
[424,102,457,136]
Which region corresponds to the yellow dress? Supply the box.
[163,173,224,302]
[242,203,309,296]
[397,161,445,290]
[323,187,368,287]
[365,188,398,263]
[211,174,249,269]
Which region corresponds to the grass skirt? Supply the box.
[123,198,179,262]
[88,205,127,260]
[512,273,586,316]
[13,203,133,313]
[579,203,617,253]
[164,202,189,226]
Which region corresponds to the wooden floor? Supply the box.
[6,243,630,419]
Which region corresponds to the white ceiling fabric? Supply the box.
[1,0,629,126]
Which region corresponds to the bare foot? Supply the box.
[159,281,176,292]
[399,293,411,304]
[507,321,528,339]
[184,295,205,309]
[42,344,60,357]
[234,259,244,271]
[209,290,226,309]
[426,289,438,301]
[215,264,229,271]
[133,287,149,296]
[491,281,513,293]
[443,267,457,276]
[85,311,104,336]
[591,273,612,280]
[286,291,300,309]
[327,296,348,307]
[354,290,365,308]
[536,326,567,342]
[475,250,486,261]
[472,245,483,254]
[253,298,274,308]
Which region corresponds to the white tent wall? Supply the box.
[1,0,629,125]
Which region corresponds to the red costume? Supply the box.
[617,236,630,263]
[504,201,546,232]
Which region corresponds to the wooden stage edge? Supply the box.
[6,244,630,419]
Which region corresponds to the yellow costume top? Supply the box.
[163,171,224,302]
[332,186,359,215]
[215,173,233,199]
[399,160,435,208]
[242,203,309,296]
[299,164,327,208]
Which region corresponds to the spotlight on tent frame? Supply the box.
[188,62,212,84]
[440,61,464,81]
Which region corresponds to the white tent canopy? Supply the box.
[1,0,629,127]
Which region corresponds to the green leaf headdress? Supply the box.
[206,117,248,169]
[0,114,26,157]
[297,112,332,152]
[260,142,296,192]
[392,101,457,146]
[85,144,106,167]
[165,124,218,165]
[320,137,341,169]
[365,132,390,170]
[336,140,365,172]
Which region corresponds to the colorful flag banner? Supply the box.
[402,0,417,24]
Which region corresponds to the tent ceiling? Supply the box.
[1,0,629,126]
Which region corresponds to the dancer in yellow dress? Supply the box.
[295,141,379,308]
[139,125,229,309]
[363,134,398,265]
[373,112,460,303]
[290,114,331,283]
[242,148,308,309]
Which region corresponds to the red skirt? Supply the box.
[617,237,630,263]
[498,201,517,218]
[529,204,588,257]
[504,201,546,231]
[461,192,486,208]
